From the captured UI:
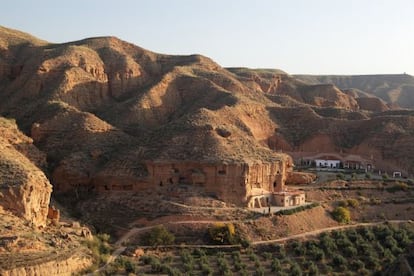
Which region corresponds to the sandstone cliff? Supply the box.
[0,117,51,227]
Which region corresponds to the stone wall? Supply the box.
[273,192,306,207]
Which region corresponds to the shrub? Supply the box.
[217,257,232,275]
[234,260,242,271]
[394,228,412,247]
[358,227,375,241]
[150,258,162,273]
[358,267,371,275]
[140,255,158,265]
[124,258,136,273]
[83,233,112,265]
[201,263,213,276]
[373,241,385,256]
[358,242,377,258]
[384,235,398,249]
[141,225,175,246]
[332,254,347,268]
[277,245,287,258]
[199,255,209,266]
[332,206,351,223]
[307,261,319,276]
[373,225,394,241]
[111,256,136,274]
[254,265,265,276]
[193,248,206,257]
[180,249,194,264]
[350,259,365,270]
[383,248,396,263]
[290,240,306,256]
[276,202,319,216]
[262,252,273,260]
[249,252,260,262]
[231,250,241,261]
[351,172,357,180]
[271,258,282,272]
[364,254,380,270]
[347,198,359,208]
[309,247,325,261]
[337,173,345,180]
[343,245,357,257]
[319,234,337,255]
[183,262,194,273]
[208,223,237,244]
[161,264,181,276]
[386,182,409,192]
[336,237,352,248]
[290,262,303,276]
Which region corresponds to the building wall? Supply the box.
[273,193,306,207]
[146,158,292,206]
[315,159,341,168]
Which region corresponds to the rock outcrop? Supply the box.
[286,171,317,185]
[0,118,51,227]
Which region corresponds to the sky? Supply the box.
[1,0,413,75]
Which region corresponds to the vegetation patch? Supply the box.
[331,206,351,223]
[109,223,414,275]
[141,225,175,246]
[275,202,319,216]
[82,233,112,272]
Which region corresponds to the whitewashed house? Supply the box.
[315,158,341,168]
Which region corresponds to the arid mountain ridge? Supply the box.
[1,24,414,191]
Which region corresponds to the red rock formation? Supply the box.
[286,172,317,185]
[0,142,51,227]
[0,118,52,227]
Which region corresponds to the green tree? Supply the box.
[254,266,265,276]
[307,261,319,276]
[271,258,282,272]
[142,225,175,246]
[208,223,237,244]
[332,206,351,223]
[350,259,365,270]
[290,262,303,276]
[332,254,347,268]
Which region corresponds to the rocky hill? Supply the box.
[294,74,414,109]
[1,25,414,273]
[1,25,414,183]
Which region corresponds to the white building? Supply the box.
[315,159,341,168]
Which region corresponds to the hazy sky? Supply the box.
[2,0,413,75]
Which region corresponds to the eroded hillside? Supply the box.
[1,26,414,183]
[1,25,414,274]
